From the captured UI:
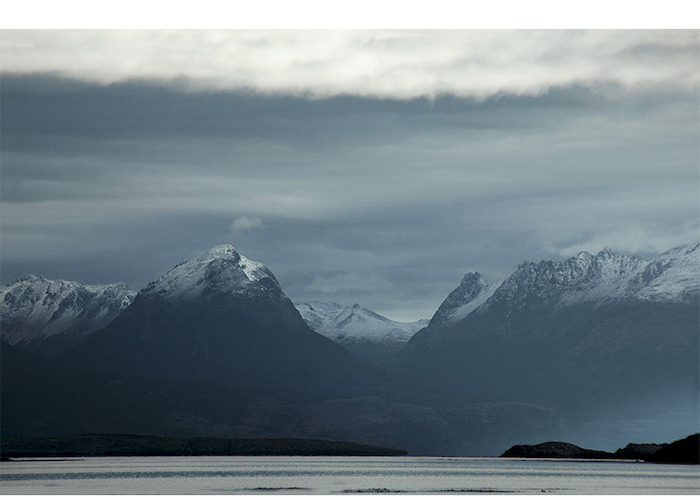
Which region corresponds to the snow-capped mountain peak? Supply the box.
[484,243,699,311]
[141,244,282,300]
[487,249,650,309]
[295,300,428,345]
[0,275,136,347]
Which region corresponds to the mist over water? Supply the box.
[2,456,699,495]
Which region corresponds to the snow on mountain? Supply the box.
[66,245,364,387]
[141,244,284,301]
[429,272,501,326]
[397,240,699,450]
[426,242,700,328]
[295,300,428,345]
[487,250,643,309]
[485,243,699,311]
[631,241,700,302]
[0,275,136,346]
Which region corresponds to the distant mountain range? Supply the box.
[398,242,699,446]
[2,242,698,455]
[294,301,427,362]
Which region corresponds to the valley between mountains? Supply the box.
[2,243,698,456]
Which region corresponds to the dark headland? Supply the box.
[0,434,407,459]
[501,433,699,465]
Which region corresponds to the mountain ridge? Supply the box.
[63,245,370,390]
[397,241,699,446]
[0,275,136,355]
[421,242,700,333]
[2,241,698,456]
[295,300,428,345]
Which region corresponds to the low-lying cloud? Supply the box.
[230,216,266,233]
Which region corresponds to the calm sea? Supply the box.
[1,456,698,495]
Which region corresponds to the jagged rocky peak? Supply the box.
[489,248,648,307]
[488,243,700,308]
[141,244,283,300]
[459,272,489,296]
[0,274,136,346]
[583,248,648,282]
[2,274,135,320]
[533,248,643,287]
[429,272,499,326]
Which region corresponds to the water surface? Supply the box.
[1,456,698,494]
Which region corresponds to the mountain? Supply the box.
[295,301,428,344]
[3,246,533,455]
[0,275,136,356]
[481,242,700,309]
[0,338,192,439]
[397,242,700,449]
[295,301,428,363]
[627,241,700,302]
[67,245,367,390]
[6,245,402,444]
[4,242,697,456]
[428,272,501,327]
[2,245,566,455]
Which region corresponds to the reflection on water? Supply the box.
[1,456,699,494]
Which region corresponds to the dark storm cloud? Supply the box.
[2,73,615,145]
[1,72,698,320]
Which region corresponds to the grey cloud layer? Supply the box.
[2,61,698,320]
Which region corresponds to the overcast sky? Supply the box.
[1,30,698,321]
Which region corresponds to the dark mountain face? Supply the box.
[0,339,191,438]
[3,243,697,456]
[3,247,403,446]
[401,300,699,406]
[3,245,569,455]
[67,246,368,393]
[396,244,700,447]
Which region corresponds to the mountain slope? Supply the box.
[32,245,549,455]
[5,243,696,456]
[295,301,428,364]
[429,272,501,327]
[397,243,700,445]
[0,276,136,356]
[629,241,700,302]
[67,245,369,392]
